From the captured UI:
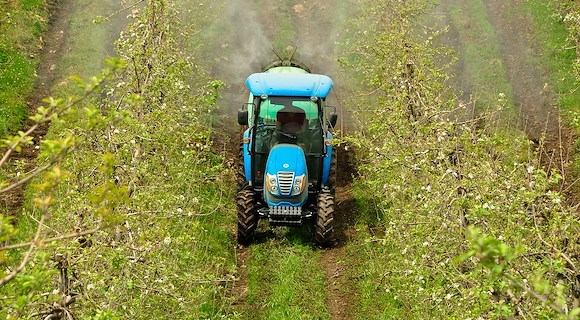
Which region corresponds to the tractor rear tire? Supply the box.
[314,189,335,247]
[237,189,257,245]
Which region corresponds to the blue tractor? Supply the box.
[237,62,338,246]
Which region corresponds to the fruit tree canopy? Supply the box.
[245,73,333,98]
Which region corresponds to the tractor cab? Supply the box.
[236,66,338,246]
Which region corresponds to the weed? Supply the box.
[20,0,43,11]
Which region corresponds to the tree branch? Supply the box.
[0,123,39,167]
[100,0,146,22]
[0,214,46,287]
[504,273,571,318]
[0,219,102,251]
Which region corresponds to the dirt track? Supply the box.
[483,0,558,142]
[437,0,560,139]
[1,0,73,213]
[1,0,129,215]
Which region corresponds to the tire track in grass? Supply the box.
[482,0,563,147]
[230,246,251,307]
[435,0,577,200]
[209,1,358,318]
[3,0,127,215]
[481,0,578,204]
[2,0,73,214]
[322,246,351,320]
[239,237,327,319]
[322,146,358,320]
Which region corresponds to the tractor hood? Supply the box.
[264,144,308,207]
[265,144,307,177]
[245,73,333,98]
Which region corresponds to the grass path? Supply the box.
[213,1,360,318]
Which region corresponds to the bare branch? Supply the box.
[0,214,46,287]
[504,273,571,318]
[0,162,53,194]
[0,219,102,251]
[0,123,39,167]
[100,0,146,22]
[532,209,577,272]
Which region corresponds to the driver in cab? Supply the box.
[276,106,306,145]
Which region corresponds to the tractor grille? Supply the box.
[277,171,294,195]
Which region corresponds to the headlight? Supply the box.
[291,174,306,196]
[266,174,279,195]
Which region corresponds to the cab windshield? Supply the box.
[253,96,325,186]
[255,96,323,154]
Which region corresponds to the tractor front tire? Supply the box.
[237,189,257,245]
[314,189,335,247]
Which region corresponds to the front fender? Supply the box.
[321,131,333,184]
[243,128,251,183]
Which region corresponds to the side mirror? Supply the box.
[329,112,338,128]
[238,109,248,126]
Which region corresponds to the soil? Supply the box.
[28,0,72,113]
[229,246,251,306]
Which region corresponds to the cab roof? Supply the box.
[245,72,333,98]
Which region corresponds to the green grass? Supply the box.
[344,222,408,320]
[0,50,34,134]
[446,0,515,114]
[20,0,43,10]
[272,0,297,55]
[0,1,49,136]
[522,0,580,195]
[0,0,121,135]
[50,0,122,95]
[524,0,579,116]
[244,229,329,320]
[273,17,296,55]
